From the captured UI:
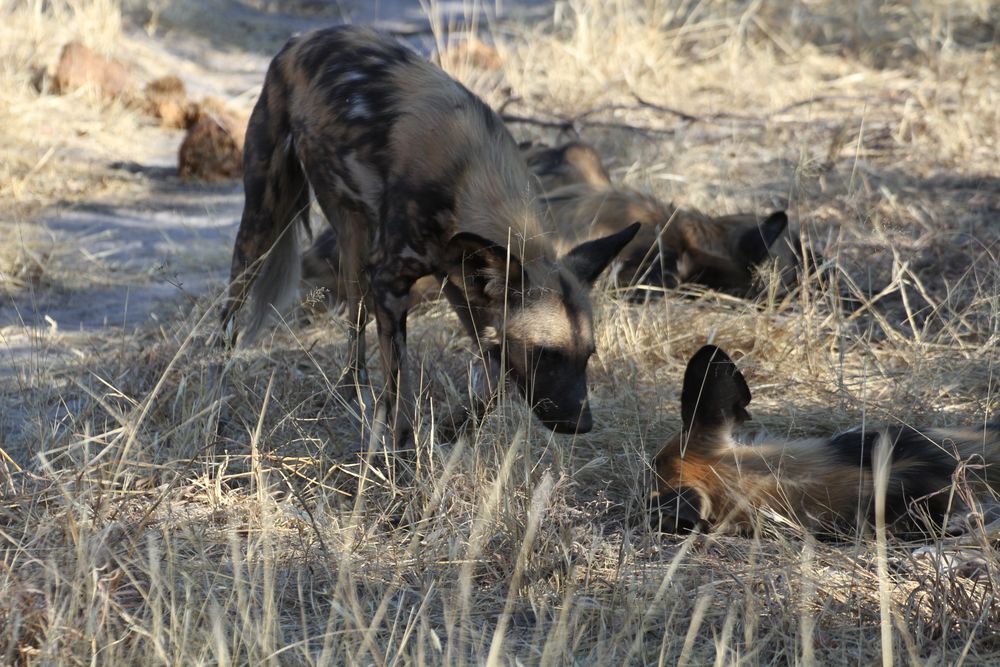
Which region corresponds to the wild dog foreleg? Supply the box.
[370,270,418,456]
[438,280,503,437]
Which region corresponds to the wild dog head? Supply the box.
[649,345,751,532]
[444,222,641,434]
[680,210,805,297]
[646,210,804,298]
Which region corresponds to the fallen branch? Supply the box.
[500,112,680,136]
[630,94,700,122]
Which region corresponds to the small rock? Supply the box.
[52,41,131,98]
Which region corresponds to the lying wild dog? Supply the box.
[301,140,802,307]
[219,26,640,451]
[522,140,813,297]
[544,180,805,298]
[649,345,1000,536]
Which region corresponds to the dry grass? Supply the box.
[3,0,1000,664]
[0,0,155,303]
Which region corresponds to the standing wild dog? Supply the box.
[220,26,640,450]
[649,345,1000,535]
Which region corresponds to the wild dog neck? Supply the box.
[453,151,556,268]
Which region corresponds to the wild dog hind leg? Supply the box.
[304,185,381,443]
[311,204,372,393]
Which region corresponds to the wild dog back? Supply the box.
[221,26,639,447]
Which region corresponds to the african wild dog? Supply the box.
[544,182,804,298]
[649,345,1000,535]
[521,140,810,298]
[219,26,640,450]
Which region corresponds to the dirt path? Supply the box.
[0,0,551,380]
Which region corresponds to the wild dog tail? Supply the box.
[238,57,311,345]
[242,209,305,345]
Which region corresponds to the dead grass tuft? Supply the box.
[178,101,247,181]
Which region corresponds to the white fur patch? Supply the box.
[479,326,500,345]
[343,152,383,218]
[346,96,370,120]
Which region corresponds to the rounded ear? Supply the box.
[444,232,524,302]
[563,221,642,285]
[737,211,788,265]
[681,345,752,432]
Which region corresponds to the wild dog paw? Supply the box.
[913,546,994,580]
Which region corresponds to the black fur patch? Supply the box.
[563,222,641,284]
[736,211,788,265]
[557,273,584,342]
[680,345,752,431]
[828,426,957,524]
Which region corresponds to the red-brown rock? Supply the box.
[52,41,131,98]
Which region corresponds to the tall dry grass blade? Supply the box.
[873,430,895,666]
[486,471,555,665]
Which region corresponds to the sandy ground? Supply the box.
[0,0,551,380]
